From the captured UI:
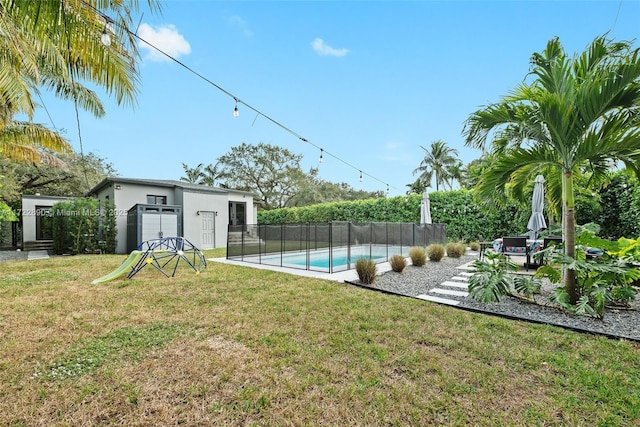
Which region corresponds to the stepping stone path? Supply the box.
[416,261,475,306]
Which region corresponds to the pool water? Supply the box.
[292,253,388,269]
[259,248,395,271]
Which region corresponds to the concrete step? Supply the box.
[430,288,469,297]
[416,294,460,306]
[23,240,53,251]
[439,281,469,289]
[27,250,50,260]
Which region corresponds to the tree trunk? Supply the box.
[562,170,578,304]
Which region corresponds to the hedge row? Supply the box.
[257,190,523,242]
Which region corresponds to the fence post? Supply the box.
[329,222,333,273]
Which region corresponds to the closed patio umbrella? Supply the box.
[527,175,547,239]
[420,191,432,224]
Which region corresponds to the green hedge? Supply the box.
[51,198,117,255]
[258,190,523,242]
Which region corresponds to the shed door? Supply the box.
[201,212,215,249]
[141,213,178,240]
[160,213,178,238]
[142,214,162,241]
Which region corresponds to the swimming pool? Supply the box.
[227,221,448,273]
[244,246,404,273]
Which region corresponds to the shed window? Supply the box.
[146,195,167,205]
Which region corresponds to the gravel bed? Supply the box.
[354,254,640,342]
[0,249,29,262]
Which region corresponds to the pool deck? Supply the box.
[208,256,399,282]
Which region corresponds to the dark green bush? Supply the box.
[427,244,445,261]
[51,198,117,255]
[355,258,377,284]
[257,190,523,242]
[389,254,407,273]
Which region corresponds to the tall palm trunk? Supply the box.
[562,170,578,304]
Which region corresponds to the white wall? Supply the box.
[181,190,229,249]
[21,195,70,243]
[101,182,176,253]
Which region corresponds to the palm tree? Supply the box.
[0,0,162,162]
[412,140,460,191]
[464,35,640,304]
[180,163,205,184]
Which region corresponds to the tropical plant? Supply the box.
[468,252,519,303]
[0,0,161,163]
[180,162,223,187]
[464,35,640,305]
[412,140,460,191]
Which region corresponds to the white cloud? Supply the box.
[228,15,253,38]
[137,23,191,62]
[311,38,349,57]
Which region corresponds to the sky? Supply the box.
[31,0,640,197]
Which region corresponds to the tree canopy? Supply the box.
[0,0,161,163]
[464,35,640,304]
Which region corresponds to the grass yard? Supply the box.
[1,249,639,426]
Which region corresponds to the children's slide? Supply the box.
[91,250,143,285]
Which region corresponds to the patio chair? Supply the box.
[501,236,531,271]
[478,234,493,260]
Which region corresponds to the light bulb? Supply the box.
[101,29,111,46]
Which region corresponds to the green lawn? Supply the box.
[1,249,639,425]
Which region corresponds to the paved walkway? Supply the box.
[416,261,475,306]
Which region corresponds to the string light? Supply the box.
[80,0,398,195]
[100,17,112,46]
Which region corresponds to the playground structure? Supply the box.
[92,237,207,284]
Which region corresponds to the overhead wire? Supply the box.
[79,0,398,193]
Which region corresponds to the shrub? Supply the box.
[389,254,407,273]
[355,258,377,284]
[426,244,445,261]
[446,242,467,258]
[408,246,427,266]
[469,241,480,251]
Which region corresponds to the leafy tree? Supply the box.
[216,142,306,210]
[290,168,382,206]
[464,35,640,304]
[0,152,116,208]
[0,0,161,163]
[412,140,460,191]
